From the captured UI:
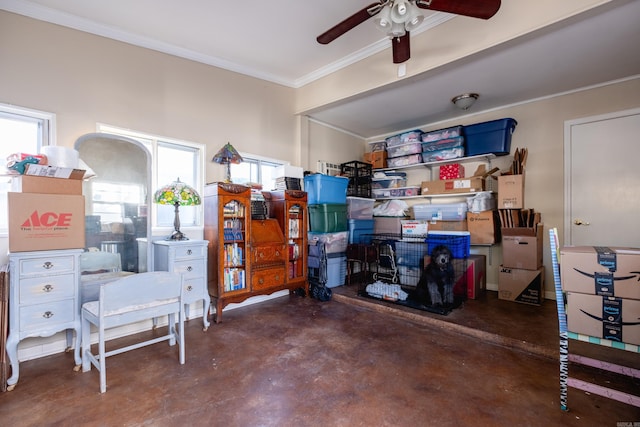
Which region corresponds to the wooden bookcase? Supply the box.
[204,183,307,323]
[204,183,252,323]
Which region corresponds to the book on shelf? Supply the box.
[224,242,243,267]
[223,267,245,292]
[223,218,244,241]
[223,201,245,217]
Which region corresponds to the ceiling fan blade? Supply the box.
[392,33,411,64]
[416,0,501,20]
[317,2,383,44]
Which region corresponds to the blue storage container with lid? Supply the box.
[464,118,517,156]
[304,174,349,205]
[348,218,375,244]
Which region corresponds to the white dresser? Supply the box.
[6,249,83,390]
[153,240,210,330]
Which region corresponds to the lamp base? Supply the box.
[166,229,189,241]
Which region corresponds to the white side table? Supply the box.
[153,239,210,331]
[6,249,83,390]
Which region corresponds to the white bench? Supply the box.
[81,271,186,393]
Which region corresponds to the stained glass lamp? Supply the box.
[212,142,243,183]
[153,178,201,240]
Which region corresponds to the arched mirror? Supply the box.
[74,133,152,278]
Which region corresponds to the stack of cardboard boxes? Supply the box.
[496,167,544,305]
[8,164,86,252]
[560,246,640,345]
[363,140,387,169]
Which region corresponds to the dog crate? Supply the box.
[358,233,469,315]
[426,231,471,258]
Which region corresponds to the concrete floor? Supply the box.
[1,285,638,426]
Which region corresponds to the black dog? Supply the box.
[413,245,455,307]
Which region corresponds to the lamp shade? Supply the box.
[154,178,201,206]
[212,142,243,183]
[154,178,200,240]
[212,142,243,165]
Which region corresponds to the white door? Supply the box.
[564,108,640,247]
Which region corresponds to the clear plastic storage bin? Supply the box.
[346,196,375,219]
[413,202,468,221]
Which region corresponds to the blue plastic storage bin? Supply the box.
[427,231,471,258]
[348,219,374,244]
[304,174,349,205]
[464,118,517,156]
[326,254,347,288]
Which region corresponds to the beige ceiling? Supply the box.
[2,0,639,138]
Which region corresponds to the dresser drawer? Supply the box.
[173,245,207,259]
[19,255,77,277]
[171,260,205,279]
[19,274,76,305]
[251,267,286,290]
[252,245,286,264]
[183,277,206,302]
[19,299,76,333]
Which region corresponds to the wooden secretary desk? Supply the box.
[204,183,307,323]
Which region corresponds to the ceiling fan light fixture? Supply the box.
[391,0,410,23]
[452,93,480,110]
[404,3,424,31]
[374,5,392,29]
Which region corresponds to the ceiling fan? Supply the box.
[317,0,501,64]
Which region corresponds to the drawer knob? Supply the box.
[43,284,54,293]
[43,262,54,270]
[187,285,193,292]
[187,266,193,272]
[275,274,280,281]
[275,251,280,256]
[259,278,264,284]
[187,249,192,255]
[43,311,54,319]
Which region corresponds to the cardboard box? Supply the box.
[426,220,468,232]
[498,174,525,209]
[421,165,497,196]
[498,266,545,305]
[421,176,485,195]
[24,163,86,179]
[501,225,544,270]
[566,292,640,345]
[560,246,640,300]
[401,220,429,240]
[363,151,387,169]
[439,163,465,180]
[373,216,405,235]
[8,192,85,252]
[11,175,83,195]
[466,210,499,244]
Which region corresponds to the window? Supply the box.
[0,104,53,234]
[230,153,285,191]
[97,124,204,229]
